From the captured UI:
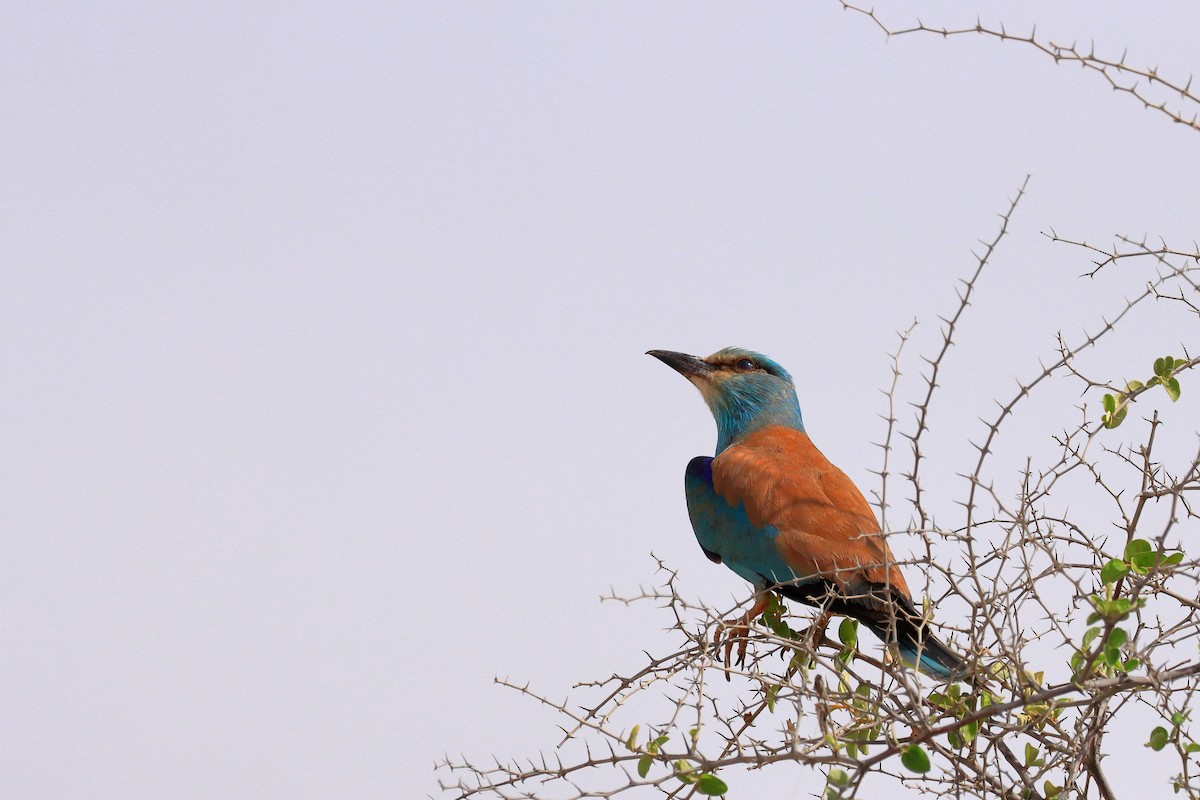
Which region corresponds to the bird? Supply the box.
[648,346,966,679]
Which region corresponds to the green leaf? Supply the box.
[696,774,729,796]
[1103,400,1129,429]
[1155,357,1168,377]
[1100,559,1128,584]
[901,744,931,773]
[1166,377,1181,402]
[1126,379,1145,393]
[1185,743,1200,754]
[1123,658,1140,672]
[637,754,652,778]
[1165,552,1185,566]
[1024,742,1044,767]
[1109,627,1128,648]
[1125,539,1152,560]
[1104,646,1122,666]
[1044,780,1062,799]
[1132,551,1160,573]
[1148,726,1170,751]
[626,725,640,751]
[674,760,696,783]
[763,610,792,638]
[838,618,859,647]
[828,768,850,787]
[1103,393,1117,412]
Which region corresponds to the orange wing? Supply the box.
[710,425,911,597]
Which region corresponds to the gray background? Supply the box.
[3,2,1197,797]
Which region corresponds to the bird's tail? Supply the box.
[773,580,969,680]
[851,589,968,680]
[892,623,968,680]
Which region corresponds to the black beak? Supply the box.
[646,350,715,379]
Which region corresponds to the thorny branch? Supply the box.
[439,185,1200,800]
[905,176,1029,532]
[870,319,917,533]
[838,2,1200,133]
[439,9,1200,800]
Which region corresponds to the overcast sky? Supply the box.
[3,2,1198,798]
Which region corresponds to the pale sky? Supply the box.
[3,3,1198,798]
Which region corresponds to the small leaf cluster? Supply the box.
[672,762,727,797]
[759,597,822,675]
[817,678,883,762]
[1071,592,1141,679]
[927,685,995,748]
[1102,355,1186,429]
[1147,710,1200,756]
[1070,538,1185,677]
[1018,743,1064,800]
[759,600,863,690]
[1070,621,1136,678]
[625,727,727,796]
[842,683,881,758]
[889,688,1001,780]
[760,595,801,641]
[626,727,668,780]
[1015,671,1062,728]
[1099,538,1185,586]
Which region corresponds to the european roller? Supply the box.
[648,346,965,679]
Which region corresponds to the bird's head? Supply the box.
[647,347,804,452]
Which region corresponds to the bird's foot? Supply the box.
[712,595,771,679]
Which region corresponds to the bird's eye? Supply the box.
[735,358,756,371]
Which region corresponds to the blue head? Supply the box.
[648,347,804,453]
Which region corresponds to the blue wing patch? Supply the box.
[683,456,809,589]
[898,646,955,679]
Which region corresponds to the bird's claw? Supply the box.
[711,596,772,680]
[713,618,752,674]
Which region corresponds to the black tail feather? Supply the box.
[772,579,967,679]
